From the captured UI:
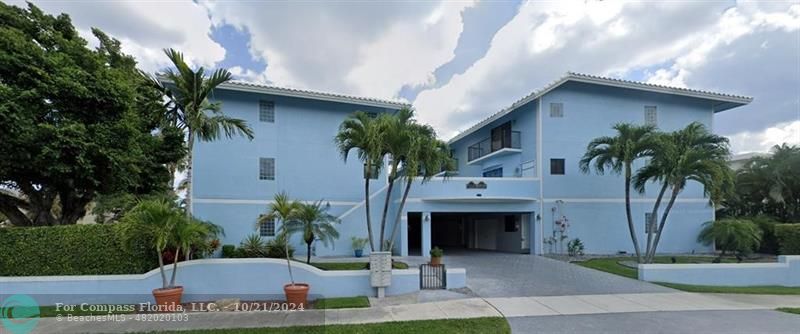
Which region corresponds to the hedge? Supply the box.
[774,224,800,255]
[0,223,158,276]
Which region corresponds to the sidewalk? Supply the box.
[30,293,800,333]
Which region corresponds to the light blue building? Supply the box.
[191,73,751,258]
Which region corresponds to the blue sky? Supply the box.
[10,0,799,153]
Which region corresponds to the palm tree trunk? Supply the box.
[364,170,375,252]
[647,185,681,262]
[184,133,195,218]
[378,167,397,251]
[387,178,413,252]
[157,249,168,289]
[285,231,295,286]
[169,246,181,287]
[306,242,312,264]
[644,183,669,263]
[624,165,643,263]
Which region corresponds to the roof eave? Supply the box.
[217,82,410,110]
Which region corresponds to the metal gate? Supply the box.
[419,264,446,289]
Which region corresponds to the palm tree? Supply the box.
[283,200,340,264]
[375,108,415,250]
[697,219,762,259]
[122,198,185,289]
[634,122,732,262]
[580,123,656,263]
[144,48,255,216]
[386,123,454,252]
[334,111,385,251]
[260,192,301,284]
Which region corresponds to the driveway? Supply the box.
[406,249,673,298]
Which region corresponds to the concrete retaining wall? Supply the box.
[0,259,467,305]
[638,255,800,287]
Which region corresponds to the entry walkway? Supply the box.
[31,293,800,333]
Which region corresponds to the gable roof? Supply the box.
[448,72,753,144]
[217,80,410,110]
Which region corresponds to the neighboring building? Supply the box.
[191,73,752,257]
[728,152,769,171]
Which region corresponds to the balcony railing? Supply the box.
[467,131,521,162]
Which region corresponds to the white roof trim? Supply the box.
[448,72,753,144]
[218,81,410,109]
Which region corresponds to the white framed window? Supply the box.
[259,158,275,180]
[644,106,657,126]
[259,218,275,237]
[549,103,564,118]
[259,101,275,123]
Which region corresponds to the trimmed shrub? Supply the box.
[775,224,800,255]
[0,224,157,276]
[264,233,295,259]
[751,216,780,254]
[221,244,236,258]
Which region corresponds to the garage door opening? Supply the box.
[431,212,531,254]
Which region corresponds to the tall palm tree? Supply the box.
[144,48,255,216]
[334,111,385,251]
[283,200,340,264]
[580,123,656,263]
[386,123,454,251]
[260,192,301,284]
[634,122,732,262]
[375,108,415,250]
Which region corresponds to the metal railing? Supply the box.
[419,264,446,289]
[467,131,521,161]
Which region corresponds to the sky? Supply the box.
[9,0,800,154]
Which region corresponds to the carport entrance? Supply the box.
[430,212,531,254]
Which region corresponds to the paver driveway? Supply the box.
[428,249,673,297]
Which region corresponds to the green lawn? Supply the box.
[655,283,800,295]
[575,256,800,295]
[310,261,409,271]
[314,296,370,309]
[777,308,800,315]
[143,317,510,334]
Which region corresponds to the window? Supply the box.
[550,159,565,175]
[644,106,657,126]
[482,167,503,177]
[364,163,379,180]
[549,103,564,118]
[645,213,656,234]
[259,158,275,180]
[259,218,275,237]
[259,101,275,122]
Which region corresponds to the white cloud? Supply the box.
[727,120,800,154]
[413,0,799,141]
[201,1,473,99]
[10,0,225,72]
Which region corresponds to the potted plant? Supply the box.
[123,199,218,311]
[429,247,444,265]
[351,237,369,257]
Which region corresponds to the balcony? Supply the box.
[467,131,521,165]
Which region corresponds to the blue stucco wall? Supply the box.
[639,256,800,286]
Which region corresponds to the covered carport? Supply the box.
[430,212,530,253]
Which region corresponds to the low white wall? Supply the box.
[639,255,800,287]
[0,259,467,305]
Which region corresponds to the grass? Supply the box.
[310,261,409,271]
[314,296,370,309]
[575,256,800,295]
[777,308,800,315]
[655,282,800,295]
[142,317,510,334]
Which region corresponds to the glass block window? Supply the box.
[259,218,275,237]
[645,106,657,126]
[645,213,656,234]
[259,158,275,180]
[550,158,565,175]
[259,101,275,123]
[549,103,564,118]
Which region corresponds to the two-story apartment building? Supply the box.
[190,73,751,258]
